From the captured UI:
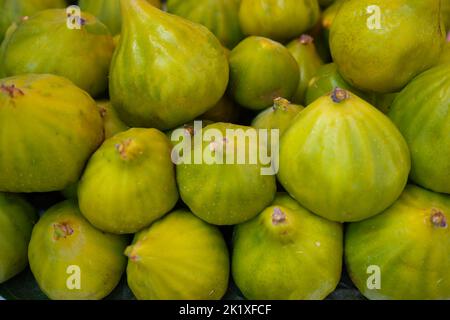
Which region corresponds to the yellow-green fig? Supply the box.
[0,193,37,283]
[78,128,179,234]
[233,193,343,300]
[278,88,410,222]
[125,210,230,300]
[330,0,446,93]
[0,9,115,97]
[79,0,161,35]
[239,0,320,42]
[97,100,129,140]
[28,201,128,300]
[0,0,66,42]
[110,0,229,130]
[0,74,104,193]
[346,185,450,300]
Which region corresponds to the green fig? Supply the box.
[305,63,370,105]
[330,0,446,93]
[62,182,79,201]
[28,201,128,300]
[167,0,244,49]
[321,0,345,43]
[440,37,450,65]
[200,95,241,123]
[229,36,299,110]
[97,100,129,140]
[0,0,66,42]
[346,185,450,300]
[79,0,161,35]
[110,0,229,130]
[176,122,277,225]
[233,193,343,300]
[125,210,230,300]
[0,74,104,193]
[78,128,179,234]
[278,88,410,222]
[286,35,324,105]
[443,1,450,31]
[0,9,115,98]
[0,193,37,283]
[252,98,304,137]
[239,0,320,42]
[389,64,450,194]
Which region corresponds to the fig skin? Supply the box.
[78,128,179,234]
[232,193,343,300]
[125,210,230,300]
[0,9,115,98]
[278,88,410,222]
[28,201,128,300]
[346,185,450,300]
[229,36,300,110]
[0,74,104,193]
[0,193,37,284]
[96,100,129,140]
[330,0,446,93]
[109,0,229,130]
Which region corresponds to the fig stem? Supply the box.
[331,87,350,103]
[430,209,447,228]
[272,207,287,225]
[273,97,290,111]
[299,34,314,45]
[0,84,24,98]
[53,223,74,240]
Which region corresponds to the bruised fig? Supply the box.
[97,100,129,139]
[0,0,66,42]
[125,210,230,300]
[0,74,103,193]
[0,9,115,97]
[286,35,324,105]
[110,0,229,130]
[0,193,36,283]
[28,201,128,300]
[167,0,244,49]
[239,0,320,42]
[229,36,299,110]
[78,128,179,234]
[346,185,450,300]
[79,0,161,35]
[233,193,343,300]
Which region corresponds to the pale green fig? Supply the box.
[78,128,179,234]
[125,210,230,300]
[330,0,446,93]
[28,201,128,300]
[346,185,450,300]
[176,122,277,225]
[229,36,299,110]
[278,88,410,222]
[233,193,343,300]
[97,100,129,139]
[110,0,229,130]
[79,0,161,35]
[167,0,244,48]
[0,74,104,193]
[0,9,115,97]
[0,193,37,283]
[239,0,320,42]
[287,35,324,105]
[0,0,66,42]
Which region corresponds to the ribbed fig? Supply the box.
[0,193,36,283]
[109,0,229,130]
[229,36,299,110]
[0,9,115,97]
[167,0,244,49]
[278,88,410,222]
[79,0,161,35]
[346,185,450,300]
[389,64,450,194]
[28,201,128,300]
[78,128,179,234]
[125,210,230,300]
[0,74,103,193]
[239,0,320,42]
[233,193,343,300]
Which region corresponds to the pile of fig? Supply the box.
[0,0,449,301]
